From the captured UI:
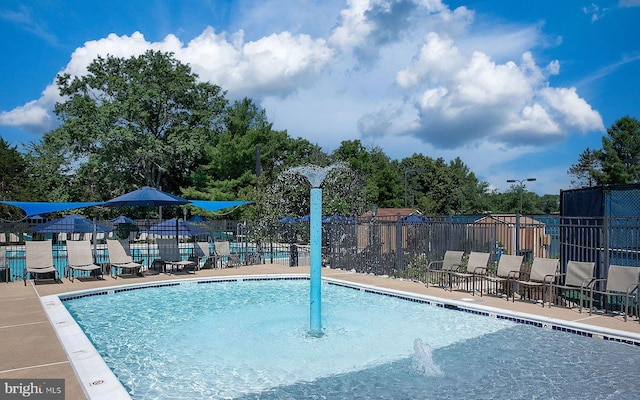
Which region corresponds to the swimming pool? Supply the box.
[46,276,640,399]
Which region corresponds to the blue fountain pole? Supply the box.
[309,187,323,335]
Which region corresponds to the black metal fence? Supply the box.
[2,214,640,291]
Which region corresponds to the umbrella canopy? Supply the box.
[278,216,297,223]
[104,186,189,207]
[32,215,111,234]
[148,218,209,237]
[296,215,311,223]
[111,215,135,224]
[188,215,208,222]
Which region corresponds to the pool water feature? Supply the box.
[56,277,640,399]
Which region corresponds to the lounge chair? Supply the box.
[156,238,196,274]
[516,257,558,305]
[23,241,60,286]
[0,246,8,282]
[65,240,104,282]
[106,239,143,278]
[450,251,491,296]
[193,241,216,269]
[215,241,241,268]
[588,265,640,322]
[424,250,464,289]
[484,254,523,300]
[550,261,596,311]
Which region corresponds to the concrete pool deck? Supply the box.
[2,264,640,399]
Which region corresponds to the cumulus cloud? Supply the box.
[0,0,604,167]
[359,28,603,148]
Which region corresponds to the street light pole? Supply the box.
[404,169,425,208]
[506,177,536,255]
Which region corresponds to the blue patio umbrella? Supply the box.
[278,216,297,223]
[104,186,189,207]
[32,215,111,234]
[149,218,209,237]
[111,215,135,224]
[188,215,208,222]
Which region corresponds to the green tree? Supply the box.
[52,50,228,199]
[592,116,640,184]
[568,148,600,188]
[0,137,32,219]
[331,140,402,208]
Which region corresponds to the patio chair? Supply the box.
[0,246,8,282]
[450,251,491,296]
[588,265,640,322]
[106,239,143,278]
[484,254,523,301]
[516,257,558,305]
[215,241,241,268]
[23,241,60,286]
[424,250,464,289]
[156,238,196,274]
[193,241,216,269]
[65,240,104,282]
[550,261,596,311]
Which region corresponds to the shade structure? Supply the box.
[148,218,209,237]
[188,200,252,212]
[278,216,297,223]
[32,215,111,234]
[187,215,208,222]
[322,215,355,223]
[0,201,105,217]
[104,187,189,207]
[111,215,135,224]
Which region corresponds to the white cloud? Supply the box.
[0,0,608,194]
[0,100,53,132]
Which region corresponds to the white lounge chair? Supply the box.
[215,241,241,268]
[66,240,103,282]
[106,239,143,278]
[156,238,196,274]
[23,241,59,286]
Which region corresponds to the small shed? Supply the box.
[472,214,551,259]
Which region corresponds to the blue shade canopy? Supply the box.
[0,201,105,217]
[105,187,189,207]
[278,216,297,223]
[148,218,209,237]
[32,215,111,234]
[296,215,311,222]
[111,215,135,224]
[187,215,208,222]
[189,200,252,212]
[402,215,428,223]
[322,215,356,223]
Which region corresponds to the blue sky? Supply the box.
[1,0,639,195]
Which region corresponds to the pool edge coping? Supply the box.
[43,273,640,399]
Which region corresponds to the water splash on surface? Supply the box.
[411,338,442,376]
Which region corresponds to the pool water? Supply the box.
[63,279,640,399]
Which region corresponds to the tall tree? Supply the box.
[568,148,600,188]
[52,50,228,199]
[592,116,640,184]
[331,140,402,208]
[0,137,32,219]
